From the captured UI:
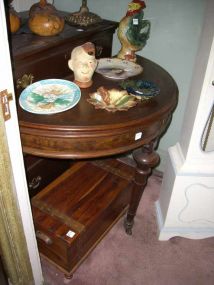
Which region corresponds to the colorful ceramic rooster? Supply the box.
[117,0,151,62]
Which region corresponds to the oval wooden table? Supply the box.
[17,57,178,234]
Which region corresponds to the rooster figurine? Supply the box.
[117,0,151,62]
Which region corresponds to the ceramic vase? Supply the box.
[117,0,151,62]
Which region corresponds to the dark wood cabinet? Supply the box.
[10,14,118,196]
[11,16,118,97]
[24,155,71,198]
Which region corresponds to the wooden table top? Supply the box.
[17,57,178,159]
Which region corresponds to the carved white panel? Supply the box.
[179,183,214,224]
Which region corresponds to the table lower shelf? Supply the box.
[31,158,135,276]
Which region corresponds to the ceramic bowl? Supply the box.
[120,80,160,100]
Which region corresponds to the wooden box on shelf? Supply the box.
[31,159,134,276]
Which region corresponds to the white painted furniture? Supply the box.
[156,0,214,240]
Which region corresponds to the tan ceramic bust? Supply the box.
[68,42,97,88]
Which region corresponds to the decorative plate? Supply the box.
[19,79,81,114]
[120,80,160,100]
[87,86,137,112]
[96,58,143,80]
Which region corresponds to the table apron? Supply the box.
[21,116,169,159]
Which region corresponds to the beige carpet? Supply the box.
[41,174,214,285]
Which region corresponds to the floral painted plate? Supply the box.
[19,79,81,114]
[96,58,143,80]
[120,80,160,100]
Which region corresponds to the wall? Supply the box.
[13,0,205,171]
[13,0,53,11]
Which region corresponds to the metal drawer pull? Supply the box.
[29,176,42,190]
[96,45,103,56]
[16,74,34,89]
[36,230,53,245]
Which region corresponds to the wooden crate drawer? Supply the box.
[33,209,80,272]
[31,159,134,276]
[24,155,70,197]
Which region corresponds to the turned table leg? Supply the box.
[124,141,160,235]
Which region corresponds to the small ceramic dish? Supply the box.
[87,86,137,112]
[96,58,143,80]
[120,80,160,100]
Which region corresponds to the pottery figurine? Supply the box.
[117,0,151,62]
[68,42,97,88]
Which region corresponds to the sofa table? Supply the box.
[17,56,178,276]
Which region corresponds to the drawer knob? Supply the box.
[36,230,53,245]
[17,74,34,89]
[29,175,42,190]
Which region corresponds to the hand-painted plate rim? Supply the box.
[19,79,81,115]
[96,58,143,80]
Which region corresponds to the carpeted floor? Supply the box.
[41,174,214,285]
